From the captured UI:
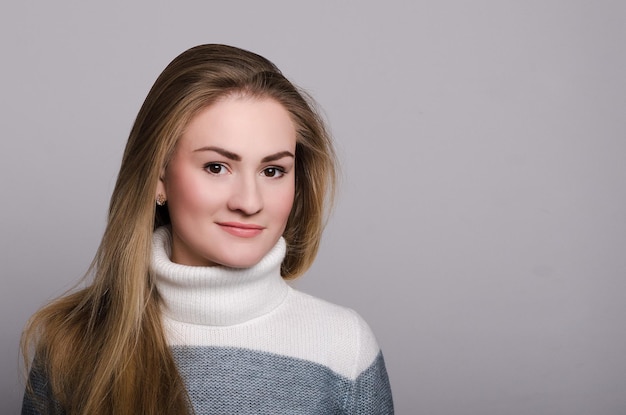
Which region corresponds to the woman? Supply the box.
[22,44,393,414]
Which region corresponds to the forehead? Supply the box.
[178,96,297,154]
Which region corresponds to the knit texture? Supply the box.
[152,226,393,414]
[21,227,393,414]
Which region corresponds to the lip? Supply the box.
[217,222,264,238]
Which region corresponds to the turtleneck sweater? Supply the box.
[152,226,289,327]
[151,226,394,414]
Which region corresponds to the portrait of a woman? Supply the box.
[20,44,393,415]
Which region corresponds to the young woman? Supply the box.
[21,44,393,415]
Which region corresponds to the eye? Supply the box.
[262,167,285,178]
[204,163,228,175]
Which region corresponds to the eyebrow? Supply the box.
[261,151,295,163]
[193,146,294,163]
[194,146,241,161]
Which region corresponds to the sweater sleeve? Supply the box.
[21,359,64,415]
[343,311,394,414]
[348,351,394,414]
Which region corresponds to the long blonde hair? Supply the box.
[21,44,337,414]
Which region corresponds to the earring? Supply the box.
[156,194,167,206]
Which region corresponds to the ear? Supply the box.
[155,167,167,200]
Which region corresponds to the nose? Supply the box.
[227,174,263,215]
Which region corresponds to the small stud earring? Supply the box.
[156,194,167,206]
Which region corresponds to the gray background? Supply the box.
[2,1,625,414]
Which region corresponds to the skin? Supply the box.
[156,95,297,268]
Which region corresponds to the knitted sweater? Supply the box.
[152,227,393,414]
[22,227,393,414]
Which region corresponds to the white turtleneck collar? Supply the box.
[151,226,290,327]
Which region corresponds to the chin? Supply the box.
[214,252,266,269]
[219,259,262,269]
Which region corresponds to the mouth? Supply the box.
[217,222,264,238]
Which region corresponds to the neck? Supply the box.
[151,226,289,326]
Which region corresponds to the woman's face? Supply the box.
[157,95,296,268]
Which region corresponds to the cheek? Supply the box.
[167,172,213,213]
[272,183,296,224]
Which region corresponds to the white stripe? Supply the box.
[163,288,381,380]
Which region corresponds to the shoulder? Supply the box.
[285,288,379,349]
[277,288,382,380]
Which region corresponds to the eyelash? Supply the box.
[262,166,286,178]
[204,163,229,175]
[203,163,286,178]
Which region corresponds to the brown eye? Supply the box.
[262,167,284,178]
[205,163,227,175]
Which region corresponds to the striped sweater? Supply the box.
[152,227,393,414]
[22,228,393,414]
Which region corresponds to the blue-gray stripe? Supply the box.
[22,347,393,414]
[172,345,394,414]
